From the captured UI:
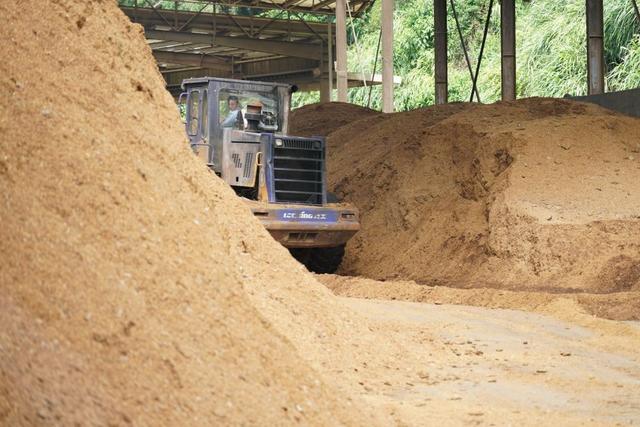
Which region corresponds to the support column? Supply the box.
[335,0,348,102]
[586,0,604,95]
[381,0,394,112]
[434,0,448,104]
[328,22,334,101]
[320,78,331,102]
[501,0,516,100]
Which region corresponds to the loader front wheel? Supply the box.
[290,245,345,274]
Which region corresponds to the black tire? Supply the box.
[289,244,345,274]
[326,192,340,203]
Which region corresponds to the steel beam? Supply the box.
[145,29,323,60]
[501,0,516,100]
[121,6,334,37]
[241,56,318,77]
[295,72,402,91]
[434,0,448,104]
[335,0,348,101]
[586,0,605,95]
[124,0,372,16]
[381,0,394,112]
[311,0,372,11]
[153,50,230,70]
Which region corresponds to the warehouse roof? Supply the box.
[119,0,375,93]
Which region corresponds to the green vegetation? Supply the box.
[294,0,640,110]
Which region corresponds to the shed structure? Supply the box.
[119,0,392,103]
[120,0,631,111]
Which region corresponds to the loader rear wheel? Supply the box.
[290,245,345,274]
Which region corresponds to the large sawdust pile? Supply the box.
[289,102,380,137]
[324,99,640,293]
[0,1,372,425]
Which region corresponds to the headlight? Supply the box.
[275,138,283,147]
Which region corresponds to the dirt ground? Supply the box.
[336,295,640,426]
[311,274,640,425]
[2,0,640,425]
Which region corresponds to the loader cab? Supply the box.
[181,77,292,173]
[181,77,326,206]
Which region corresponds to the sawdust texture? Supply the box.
[289,102,380,137]
[322,99,640,296]
[4,1,640,424]
[0,2,374,425]
[319,274,640,321]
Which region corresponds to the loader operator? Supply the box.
[221,95,243,129]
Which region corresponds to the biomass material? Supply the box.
[289,101,380,137]
[319,274,640,321]
[321,99,640,295]
[0,2,371,425]
[3,1,640,424]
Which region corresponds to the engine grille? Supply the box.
[272,138,324,205]
[243,152,254,178]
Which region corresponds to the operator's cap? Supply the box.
[246,100,263,114]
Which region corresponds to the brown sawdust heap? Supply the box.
[0,1,375,425]
[289,102,380,137]
[318,99,640,298]
[318,274,640,321]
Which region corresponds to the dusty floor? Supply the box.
[336,296,640,426]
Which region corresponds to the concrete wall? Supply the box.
[570,88,640,118]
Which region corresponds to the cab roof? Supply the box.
[181,76,292,91]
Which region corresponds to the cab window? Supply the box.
[219,89,280,131]
[201,90,209,139]
[187,90,200,136]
